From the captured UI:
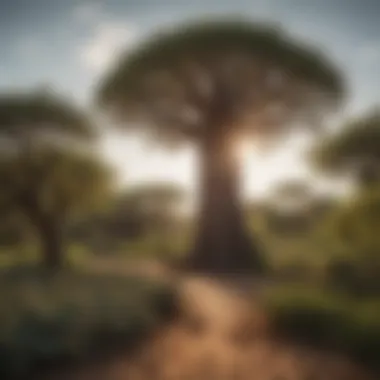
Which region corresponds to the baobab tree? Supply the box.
[97,20,344,274]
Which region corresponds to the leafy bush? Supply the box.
[0,270,176,379]
[264,286,380,371]
[317,187,380,296]
[326,256,380,296]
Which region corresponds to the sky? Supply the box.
[1,0,380,200]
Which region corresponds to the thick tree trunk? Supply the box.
[188,130,264,275]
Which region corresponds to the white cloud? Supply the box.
[80,22,138,74]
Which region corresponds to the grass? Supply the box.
[263,285,380,372]
[0,244,93,270]
[0,269,176,379]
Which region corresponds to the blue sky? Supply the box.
[1,0,380,198]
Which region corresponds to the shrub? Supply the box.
[0,270,176,379]
[326,256,380,296]
[264,285,380,371]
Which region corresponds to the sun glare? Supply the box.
[238,138,256,162]
[101,130,312,207]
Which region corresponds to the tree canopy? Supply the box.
[0,147,111,219]
[0,89,107,222]
[0,89,93,139]
[98,20,343,144]
[0,90,110,269]
[322,186,380,257]
[311,109,380,186]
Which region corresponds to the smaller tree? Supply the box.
[323,187,380,256]
[0,148,111,269]
[0,90,112,269]
[311,109,380,188]
[321,187,380,294]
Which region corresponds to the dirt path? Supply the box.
[49,276,375,380]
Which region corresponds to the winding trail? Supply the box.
[49,275,375,380]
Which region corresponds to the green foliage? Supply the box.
[70,182,187,260]
[0,148,112,219]
[119,228,192,262]
[0,89,93,138]
[0,244,95,272]
[325,258,380,296]
[0,90,110,268]
[0,90,105,219]
[264,286,380,371]
[0,271,175,378]
[249,181,380,295]
[323,187,380,253]
[315,187,380,295]
[0,148,113,268]
[311,109,380,186]
[247,202,330,283]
